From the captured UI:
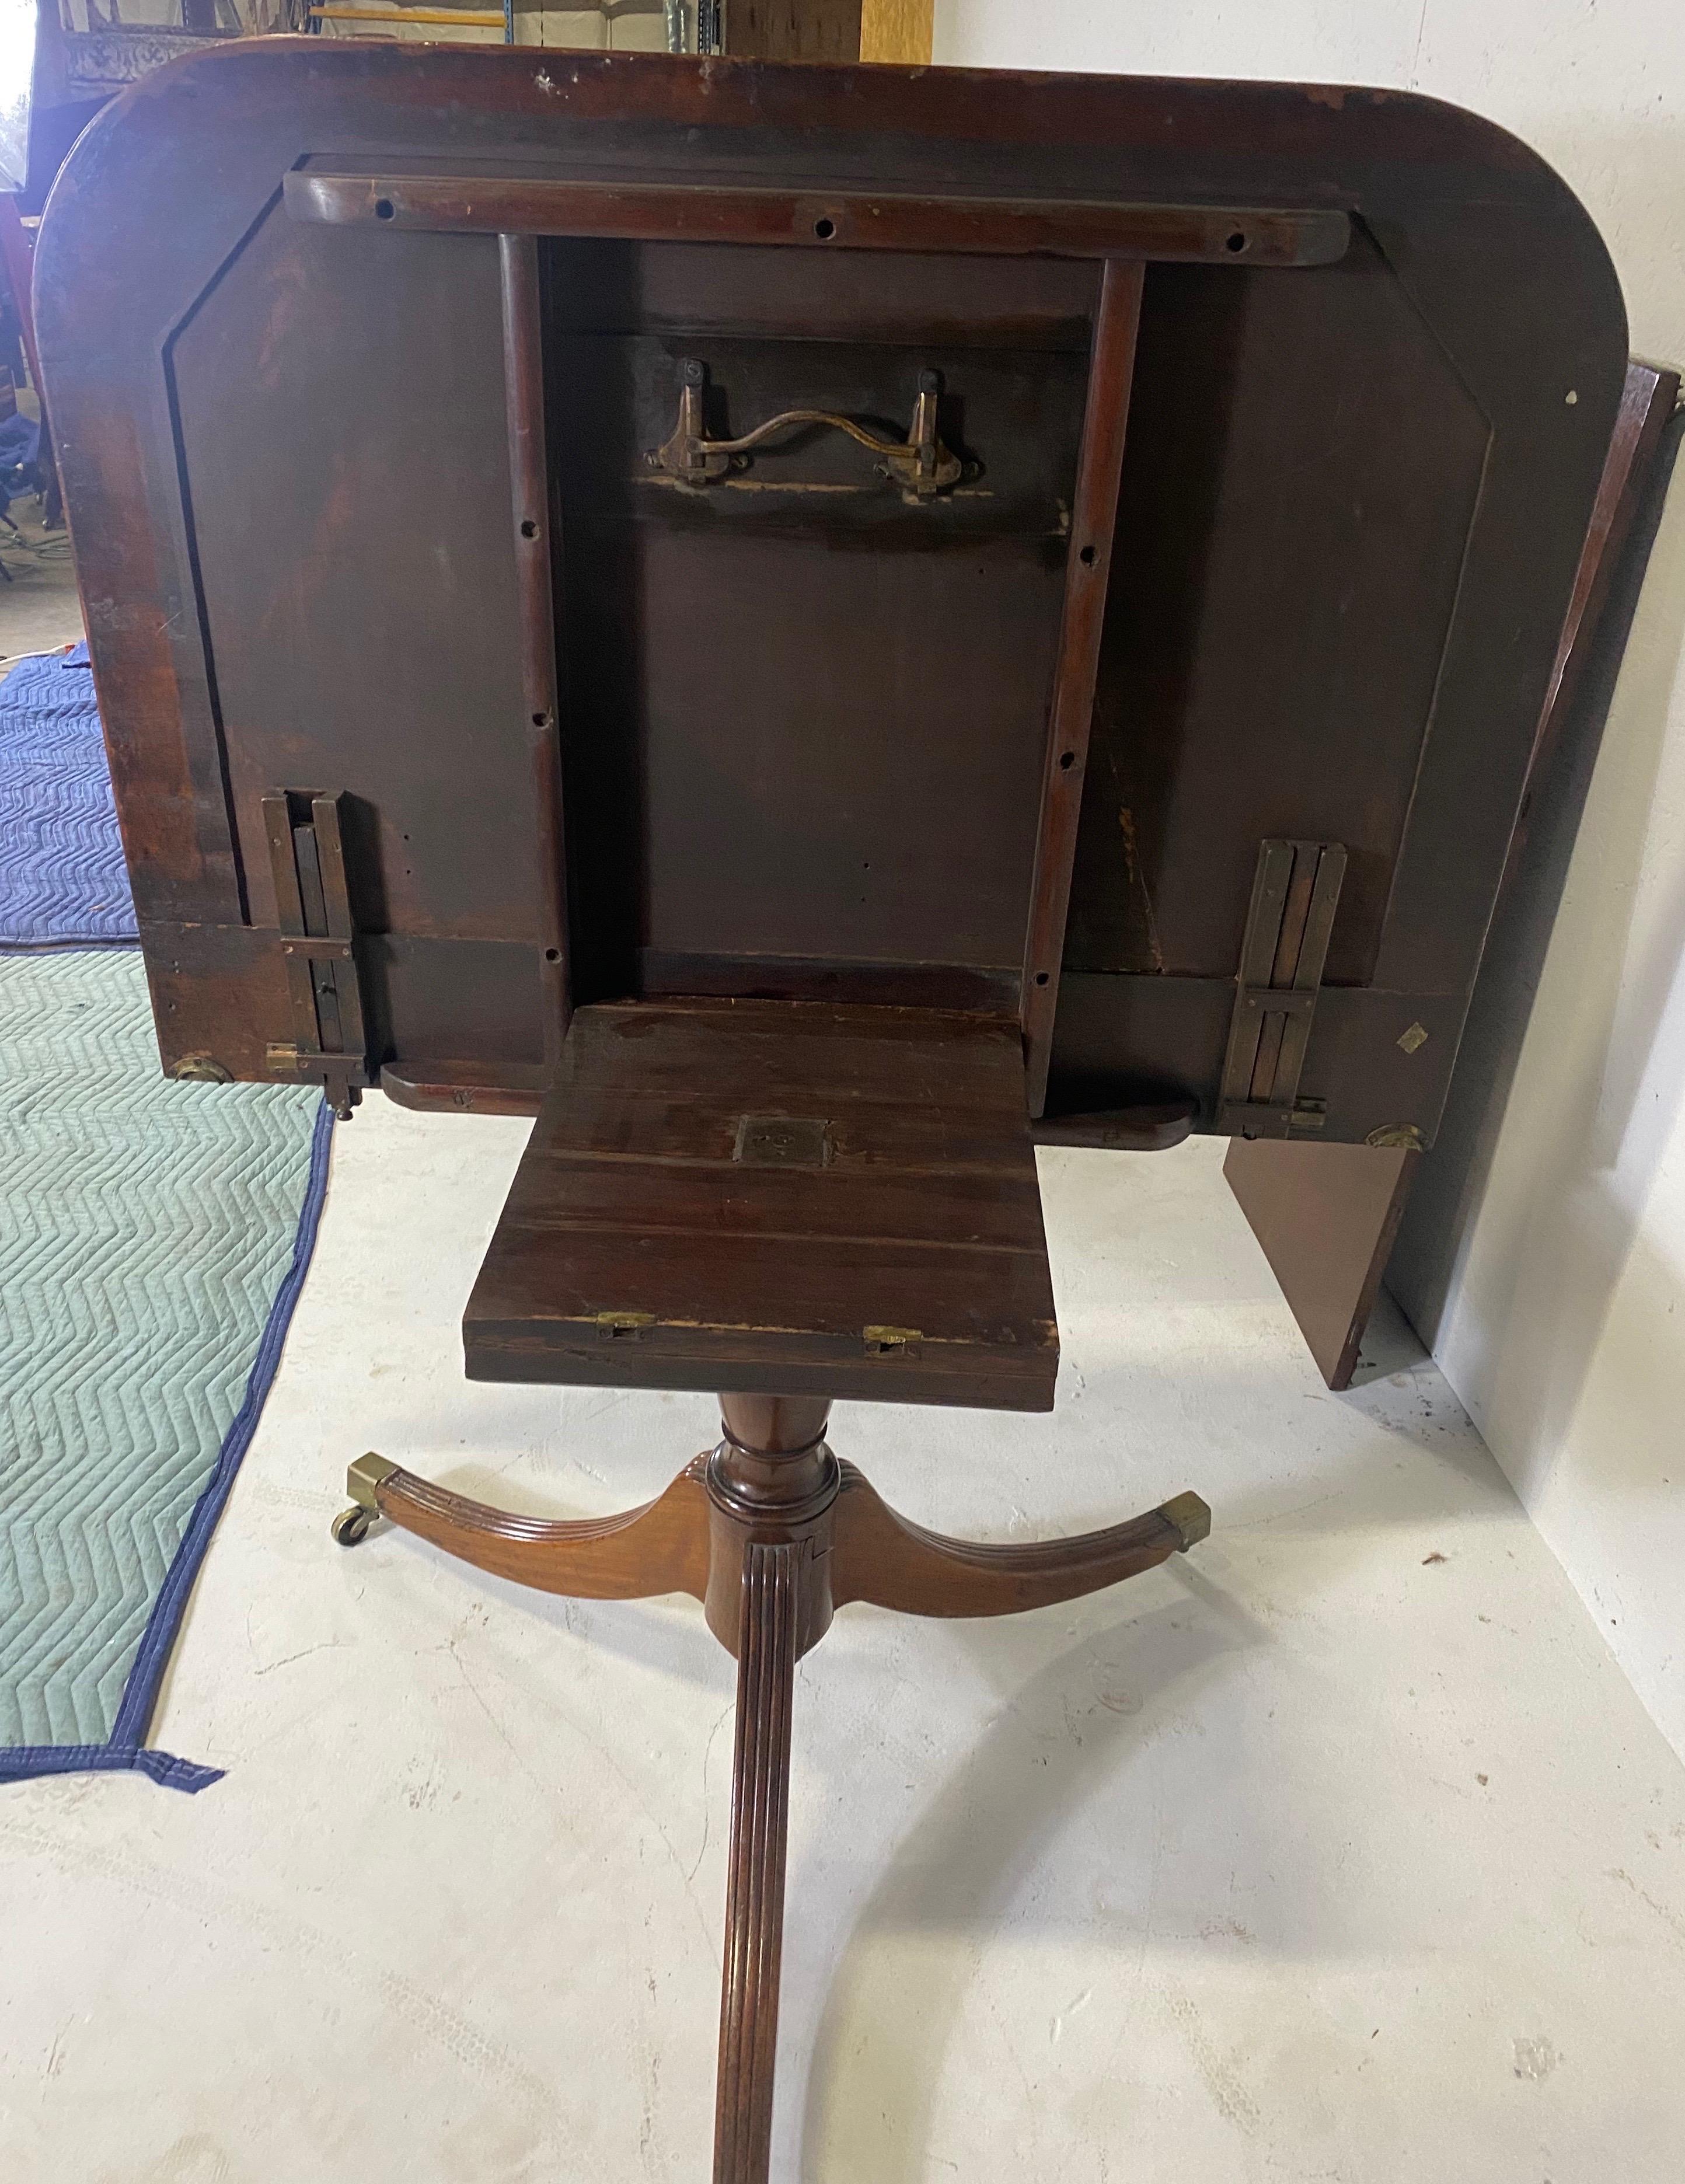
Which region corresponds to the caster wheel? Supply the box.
[332,1503,374,1547]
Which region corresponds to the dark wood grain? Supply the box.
[287,170,1351,266]
[543,240,1101,350]
[38,47,1625,1138]
[1032,1096,1195,1152]
[367,1455,712,1598]
[464,1001,1060,1410]
[1387,361,1680,1355]
[1507,358,1682,890]
[1021,259,1143,1114]
[547,303,1082,1011]
[713,1540,798,2184]
[830,1461,1204,1614]
[162,194,538,951]
[1224,1137,1418,1387]
[380,1056,548,1115]
[55,46,1632,2183]
[1232,357,1679,1388]
[500,233,570,1063]
[1052,972,1467,1152]
[342,1387,1210,2178]
[1067,231,1489,994]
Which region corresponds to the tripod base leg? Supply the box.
[713,1541,800,2184]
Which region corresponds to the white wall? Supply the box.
[939,1,1685,1756]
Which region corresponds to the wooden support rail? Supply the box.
[284,170,1352,266]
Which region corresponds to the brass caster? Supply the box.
[331,1452,398,1545]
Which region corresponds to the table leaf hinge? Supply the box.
[1217,838,1346,1140]
[261,788,372,1120]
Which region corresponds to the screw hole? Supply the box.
[813,217,836,240]
[374,198,395,221]
[1078,544,1097,566]
[520,518,539,539]
[544,947,561,962]
[532,711,550,728]
[1059,751,1076,770]
[1034,971,1050,986]
[1225,229,1247,253]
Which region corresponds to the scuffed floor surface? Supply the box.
[2,1109,1681,2182]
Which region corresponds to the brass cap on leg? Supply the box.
[333,1453,399,1547]
[1159,1490,1212,1551]
[346,1451,399,1510]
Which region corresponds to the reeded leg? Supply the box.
[713,1541,800,2184]
[334,1391,1209,2180]
[829,1461,1209,1618]
[332,1450,712,1603]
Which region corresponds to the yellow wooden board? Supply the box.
[859,0,933,65]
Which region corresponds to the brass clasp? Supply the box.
[647,360,964,502]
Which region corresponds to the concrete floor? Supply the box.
[2,1103,1681,2181]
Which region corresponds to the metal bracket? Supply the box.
[346,1450,398,1510]
[647,359,965,501]
[734,1114,833,1168]
[261,789,372,1120]
[1217,839,1346,1140]
[333,1450,397,1546]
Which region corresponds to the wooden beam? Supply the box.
[285,172,1349,268]
[498,233,570,1066]
[859,0,933,63]
[1020,260,1144,1115]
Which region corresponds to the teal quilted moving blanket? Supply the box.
[0,951,327,1791]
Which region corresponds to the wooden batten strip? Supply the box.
[1019,259,1145,1115]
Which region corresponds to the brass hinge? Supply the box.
[594,1310,656,1341]
[261,789,372,1120]
[1217,839,1346,1140]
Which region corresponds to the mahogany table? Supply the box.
[37,44,1627,2176]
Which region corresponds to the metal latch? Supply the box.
[1216,839,1346,1140]
[261,789,371,1120]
